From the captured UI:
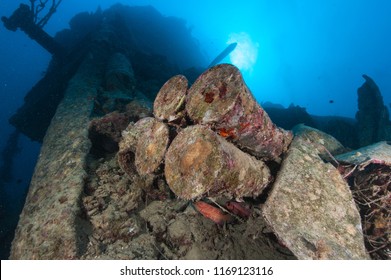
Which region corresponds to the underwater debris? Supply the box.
[82,157,143,252]
[118,119,147,178]
[153,75,188,123]
[336,141,391,259]
[164,125,271,200]
[336,141,391,166]
[138,200,293,260]
[186,64,292,161]
[118,117,169,177]
[263,133,369,260]
[134,118,169,176]
[292,124,347,161]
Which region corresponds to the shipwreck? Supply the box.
[2,2,390,260]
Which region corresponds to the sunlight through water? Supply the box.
[227,32,259,72]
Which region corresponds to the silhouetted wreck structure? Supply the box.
[1,2,64,55]
[356,74,391,147]
[6,3,206,142]
[3,3,207,259]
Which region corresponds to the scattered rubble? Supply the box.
[337,142,391,259]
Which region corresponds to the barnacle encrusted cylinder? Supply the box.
[118,117,169,176]
[135,118,169,175]
[186,63,293,161]
[164,125,272,200]
[153,74,188,122]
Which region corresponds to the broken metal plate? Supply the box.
[263,135,369,259]
[336,141,391,166]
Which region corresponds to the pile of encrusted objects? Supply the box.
[87,63,389,259]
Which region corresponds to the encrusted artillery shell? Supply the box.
[186,64,292,161]
[164,125,272,200]
[153,75,188,122]
[118,117,169,176]
[135,118,169,175]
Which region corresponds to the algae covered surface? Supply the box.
[10,46,106,259]
[263,135,369,260]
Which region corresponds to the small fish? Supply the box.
[329,100,334,104]
[193,201,231,225]
[225,201,251,219]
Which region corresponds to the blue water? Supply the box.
[0,0,390,259]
